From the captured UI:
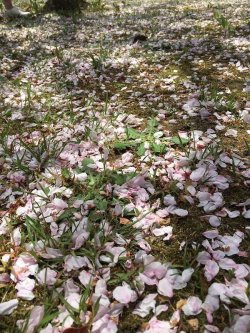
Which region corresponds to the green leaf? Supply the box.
[57,209,74,222]
[81,158,95,172]
[88,211,103,222]
[95,198,108,211]
[112,173,128,185]
[61,167,71,179]
[147,118,158,129]
[82,157,95,167]
[92,296,101,317]
[38,311,59,328]
[151,143,166,154]
[126,127,141,139]
[137,142,146,156]
[170,136,189,145]
[113,141,137,151]
[88,174,98,186]
[110,171,138,185]
[57,291,79,315]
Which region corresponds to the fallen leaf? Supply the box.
[159,217,171,225]
[187,319,199,331]
[120,217,130,225]
[176,299,187,309]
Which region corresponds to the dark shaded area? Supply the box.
[0,1,249,142]
[43,0,89,12]
[1,1,249,123]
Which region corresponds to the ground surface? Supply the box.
[0,0,250,332]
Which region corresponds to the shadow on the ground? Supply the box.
[0,0,249,135]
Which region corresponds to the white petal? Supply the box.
[243,210,250,219]
[173,208,188,217]
[26,306,44,333]
[163,195,176,206]
[208,216,221,227]
[113,284,137,304]
[133,294,157,318]
[155,304,168,316]
[157,278,173,297]
[182,296,202,316]
[0,299,19,315]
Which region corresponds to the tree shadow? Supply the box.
[0,0,249,135]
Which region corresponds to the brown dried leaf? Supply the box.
[159,217,171,225]
[0,283,8,288]
[176,299,187,309]
[119,217,130,225]
[187,319,199,331]
[141,322,149,331]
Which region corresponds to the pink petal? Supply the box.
[184,195,195,205]
[157,278,174,297]
[144,262,168,280]
[155,304,168,316]
[204,325,221,332]
[26,306,44,333]
[95,279,108,296]
[181,268,194,283]
[133,294,157,318]
[197,251,211,265]
[113,283,137,304]
[224,209,241,218]
[209,216,221,227]
[64,255,88,272]
[92,314,118,333]
[202,295,220,314]
[187,185,196,196]
[36,268,57,286]
[230,315,250,333]
[203,230,219,239]
[79,270,93,287]
[208,283,227,296]
[190,166,206,181]
[204,260,219,281]
[170,309,180,326]
[218,258,237,270]
[50,198,68,210]
[144,317,174,332]
[208,283,229,303]
[138,239,151,252]
[156,208,170,218]
[12,227,21,246]
[182,296,202,316]
[139,273,158,286]
[152,226,173,239]
[163,195,176,206]
[16,278,35,301]
[72,231,90,250]
[234,264,250,279]
[173,208,188,217]
[65,293,81,310]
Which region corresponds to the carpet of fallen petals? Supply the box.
[0,0,249,332]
